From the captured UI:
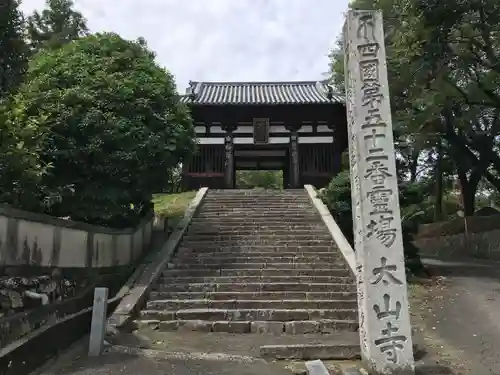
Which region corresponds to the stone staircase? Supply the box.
[134,189,360,360]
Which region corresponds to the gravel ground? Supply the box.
[411,258,500,375]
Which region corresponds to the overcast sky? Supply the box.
[20,0,350,92]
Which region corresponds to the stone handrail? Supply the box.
[109,187,209,328]
[304,185,356,273]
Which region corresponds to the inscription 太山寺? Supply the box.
[373,293,408,364]
[370,257,403,286]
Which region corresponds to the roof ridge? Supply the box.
[180,79,344,105]
[191,80,327,85]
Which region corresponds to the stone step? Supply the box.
[201,201,312,206]
[177,251,342,259]
[162,268,352,278]
[174,253,342,261]
[205,194,309,201]
[178,244,338,253]
[160,275,352,284]
[176,245,338,253]
[260,342,360,360]
[187,224,326,232]
[149,291,358,301]
[204,194,309,199]
[200,206,313,210]
[146,299,358,310]
[153,282,356,293]
[185,229,328,236]
[180,240,336,246]
[115,330,361,361]
[190,218,319,224]
[166,262,346,270]
[196,214,320,219]
[204,194,309,200]
[198,210,317,215]
[182,234,333,241]
[172,256,343,265]
[176,251,341,259]
[199,209,316,215]
[133,319,358,335]
[140,308,358,322]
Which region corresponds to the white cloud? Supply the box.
[20,0,349,92]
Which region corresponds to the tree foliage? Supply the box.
[0,100,48,210]
[26,0,88,52]
[0,0,29,100]
[329,0,500,217]
[13,33,196,227]
[0,0,42,211]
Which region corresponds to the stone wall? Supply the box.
[414,228,500,260]
[0,284,92,348]
[418,214,500,238]
[0,205,153,268]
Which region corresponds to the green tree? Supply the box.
[13,32,196,227]
[26,0,88,52]
[0,99,48,210]
[391,0,500,213]
[0,0,29,99]
[330,0,500,215]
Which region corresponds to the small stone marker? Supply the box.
[305,360,330,375]
[89,287,109,356]
[343,9,415,375]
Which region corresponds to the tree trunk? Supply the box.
[409,150,419,183]
[446,130,500,191]
[434,139,443,221]
[457,171,476,216]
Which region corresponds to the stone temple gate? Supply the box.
[180,80,348,190]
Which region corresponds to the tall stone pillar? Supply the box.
[344,10,414,375]
[224,133,234,189]
[287,127,300,188]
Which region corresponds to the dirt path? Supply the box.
[411,258,500,375]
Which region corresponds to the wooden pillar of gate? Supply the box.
[286,124,300,188]
[222,124,236,189]
[329,123,346,175]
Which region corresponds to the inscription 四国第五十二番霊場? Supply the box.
[356,12,400,249]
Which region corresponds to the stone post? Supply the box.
[289,130,300,188]
[343,10,414,375]
[224,133,234,189]
[88,287,108,356]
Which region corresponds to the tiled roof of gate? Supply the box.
[180,80,344,105]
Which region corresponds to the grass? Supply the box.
[152,190,197,226]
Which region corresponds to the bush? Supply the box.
[13,33,196,227]
[318,171,353,244]
[236,170,283,189]
[319,172,427,276]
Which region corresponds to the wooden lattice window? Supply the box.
[253,118,269,144]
